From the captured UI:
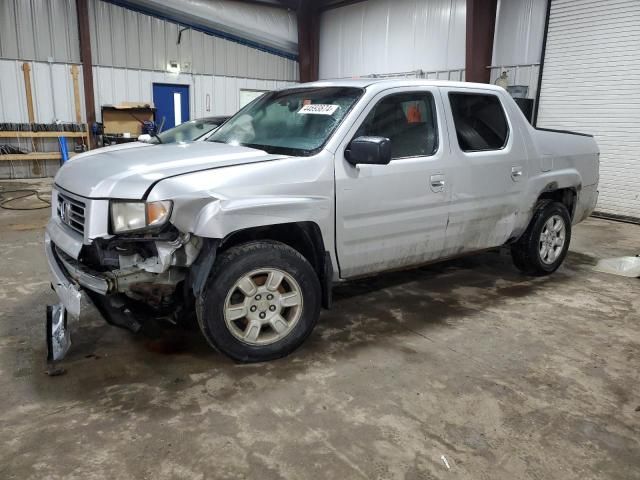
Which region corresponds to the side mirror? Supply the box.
[137,134,152,143]
[345,136,391,166]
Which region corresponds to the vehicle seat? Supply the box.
[392,123,437,157]
[368,102,407,140]
[455,118,490,151]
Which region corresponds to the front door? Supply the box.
[335,87,451,278]
[153,83,190,131]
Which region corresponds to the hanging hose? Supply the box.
[0,188,51,210]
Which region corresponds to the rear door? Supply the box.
[440,88,529,255]
[334,87,451,278]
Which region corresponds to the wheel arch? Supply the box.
[535,183,578,220]
[218,222,333,309]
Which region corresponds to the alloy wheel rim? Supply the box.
[539,214,566,265]
[224,268,303,346]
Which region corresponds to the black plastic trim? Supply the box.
[534,127,593,138]
[322,251,333,309]
[190,238,220,298]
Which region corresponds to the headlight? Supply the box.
[110,200,172,233]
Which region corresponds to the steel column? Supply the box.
[76,0,96,147]
[465,0,498,83]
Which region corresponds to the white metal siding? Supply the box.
[537,0,640,219]
[0,59,86,180]
[92,66,296,120]
[0,0,297,81]
[0,59,85,123]
[0,59,295,179]
[0,59,295,123]
[0,0,80,63]
[318,0,466,79]
[492,0,547,66]
[87,0,298,81]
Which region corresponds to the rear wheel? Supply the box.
[198,241,321,362]
[511,201,572,276]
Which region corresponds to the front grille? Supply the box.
[56,191,86,235]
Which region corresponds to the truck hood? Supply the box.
[54,142,285,199]
[71,141,152,160]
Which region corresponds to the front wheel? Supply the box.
[198,241,321,362]
[511,201,572,276]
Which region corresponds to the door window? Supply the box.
[448,93,509,152]
[355,92,438,159]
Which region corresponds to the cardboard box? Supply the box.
[102,103,155,135]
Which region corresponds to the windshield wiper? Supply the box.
[151,133,163,144]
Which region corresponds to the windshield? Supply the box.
[156,119,223,143]
[207,87,363,156]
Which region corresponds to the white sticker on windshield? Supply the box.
[298,104,339,115]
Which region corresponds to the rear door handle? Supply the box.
[511,166,523,181]
[430,174,445,192]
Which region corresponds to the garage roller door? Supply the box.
[536,0,640,220]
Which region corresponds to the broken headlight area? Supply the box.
[80,227,182,271]
[79,225,202,274]
[54,225,203,328]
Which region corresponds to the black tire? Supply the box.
[511,201,572,276]
[198,240,321,363]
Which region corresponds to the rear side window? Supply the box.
[448,93,509,152]
[355,92,438,159]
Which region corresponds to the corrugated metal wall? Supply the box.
[0,59,85,123]
[0,0,80,63]
[489,0,546,100]
[492,0,546,66]
[0,0,298,80]
[88,0,298,81]
[121,0,298,57]
[0,0,299,178]
[0,58,86,179]
[318,0,466,79]
[92,66,295,119]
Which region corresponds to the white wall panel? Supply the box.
[14,0,36,60]
[537,0,640,219]
[0,58,296,180]
[87,0,297,81]
[31,62,55,122]
[492,0,547,67]
[0,59,85,180]
[0,59,84,123]
[122,0,297,56]
[319,0,466,79]
[0,0,19,58]
[0,59,26,122]
[91,66,296,121]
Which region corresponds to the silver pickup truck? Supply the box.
[45,79,599,363]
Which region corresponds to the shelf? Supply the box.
[0,152,77,161]
[0,131,88,138]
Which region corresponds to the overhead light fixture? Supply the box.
[167,60,180,74]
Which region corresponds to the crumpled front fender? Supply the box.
[173,195,331,239]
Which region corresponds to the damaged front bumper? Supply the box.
[44,216,203,362]
[44,229,96,361]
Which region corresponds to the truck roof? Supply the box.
[286,78,506,93]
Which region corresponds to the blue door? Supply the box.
[153,83,190,131]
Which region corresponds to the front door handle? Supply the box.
[511,166,523,181]
[430,174,445,192]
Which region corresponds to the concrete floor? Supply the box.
[1,179,639,480]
